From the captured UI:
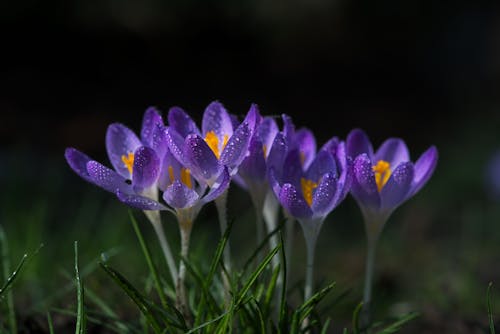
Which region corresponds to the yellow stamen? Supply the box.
[121,152,134,175]
[181,168,192,189]
[301,177,318,207]
[300,151,306,166]
[204,131,229,159]
[168,166,175,183]
[372,160,392,192]
[262,144,268,158]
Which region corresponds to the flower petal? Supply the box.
[202,101,233,138]
[239,136,267,182]
[305,149,336,182]
[267,133,288,179]
[86,160,132,194]
[332,142,353,205]
[282,149,304,186]
[351,154,380,210]
[158,148,183,191]
[165,127,189,165]
[294,128,316,169]
[106,123,142,178]
[132,146,160,191]
[219,119,252,172]
[279,183,313,219]
[141,107,163,147]
[258,117,279,154]
[168,106,200,138]
[184,134,221,184]
[268,167,283,200]
[311,172,338,217]
[116,190,168,210]
[380,161,414,211]
[163,180,200,209]
[374,138,410,168]
[202,166,231,203]
[65,148,93,182]
[409,146,438,197]
[347,128,374,161]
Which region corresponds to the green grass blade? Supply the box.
[278,232,288,333]
[74,241,86,334]
[488,282,496,334]
[352,302,363,334]
[252,298,266,333]
[46,311,55,334]
[0,225,17,334]
[263,264,281,317]
[205,219,234,288]
[236,244,280,307]
[242,223,282,274]
[320,317,331,334]
[99,260,163,334]
[129,211,168,308]
[296,282,336,324]
[374,312,419,334]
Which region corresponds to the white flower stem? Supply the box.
[302,225,318,330]
[362,236,377,327]
[144,210,178,284]
[177,219,193,323]
[285,216,295,280]
[263,192,280,269]
[215,189,231,300]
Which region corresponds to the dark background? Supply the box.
[1,0,500,332]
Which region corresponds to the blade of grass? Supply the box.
[320,318,331,334]
[352,302,363,334]
[46,311,55,334]
[263,264,281,317]
[296,282,336,324]
[278,232,288,333]
[242,223,282,274]
[74,241,86,334]
[373,312,419,334]
[206,219,234,288]
[488,282,496,334]
[129,211,168,308]
[0,225,17,334]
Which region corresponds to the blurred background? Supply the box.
[1,0,500,332]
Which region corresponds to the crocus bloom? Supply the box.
[269,136,352,302]
[346,128,438,236]
[165,101,258,187]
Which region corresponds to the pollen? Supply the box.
[181,168,192,189]
[168,166,175,184]
[372,160,391,192]
[262,144,268,158]
[301,177,318,207]
[121,152,134,176]
[204,131,229,159]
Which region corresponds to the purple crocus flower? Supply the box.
[269,135,352,302]
[165,101,258,187]
[346,128,438,323]
[346,128,438,232]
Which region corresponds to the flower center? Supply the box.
[204,131,229,159]
[121,152,134,176]
[301,177,318,207]
[168,165,192,189]
[372,160,392,192]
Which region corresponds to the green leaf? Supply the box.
[46,312,55,334]
[488,282,496,334]
[320,318,331,334]
[352,302,363,334]
[74,241,86,334]
[373,312,419,334]
[263,264,281,317]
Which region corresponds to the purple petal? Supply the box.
[409,146,438,197]
[158,148,183,191]
[258,117,279,152]
[279,183,313,219]
[380,161,414,211]
[202,166,231,203]
[106,123,142,178]
[65,148,93,182]
[282,114,295,143]
[116,190,168,210]
[311,172,338,217]
[268,167,283,200]
[239,136,267,182]
[132,146,160,191]
[374,138,410,169]
[149,123,168,160]
[86,161,132,194]
[333,145,353,205]
[267,133,288,179]
[168,106,200,138]
[294,128,316,168]
[140,107,163,147]
[346,128,374,161]
[305,149,336,182]
[282,149,304,186]
[163,180,200,209]
[219,120,252,172]
[351,154,380,210]
[202,101,233,138]
[165,127,189,166]
[184,134,221,183]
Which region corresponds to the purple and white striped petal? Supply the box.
[163,180,200,209]
[202,101,234,138]
[141,107,163,148]
[132,146,160,191]
[374,138,410,169]
[279,183,313,219]
[184,134,221,184]
[116,190,168,210]
[409,146,438,197]
[347,129,374,161]
[106,123,142,178]
[380,161,414,211]
[86,161,132,194]
[311,172,338,217]
[351,154,380,210]
[168,106,201,138]
[202,167,231,204]
[65,148,93,183]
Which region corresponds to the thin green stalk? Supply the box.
[0,226,16,334]
[361,234,379,329]
[144,210,178,284]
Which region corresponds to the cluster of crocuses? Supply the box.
[65,101,438,321]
